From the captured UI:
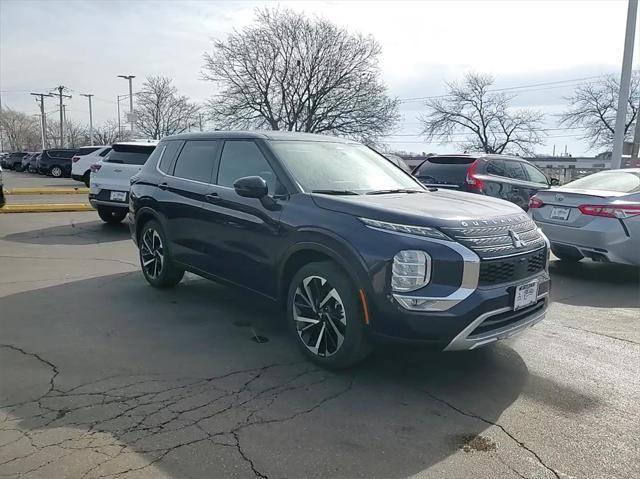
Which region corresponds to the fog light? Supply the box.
[391,250,431,292]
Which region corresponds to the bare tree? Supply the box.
[0,108,41,151]
[134,76,200,139]
[420,73,545,155]
[559,73,639,151]
[201,8,399,144]
[45,120,89,148]
[92,120,131,145]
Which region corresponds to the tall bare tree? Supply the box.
[134,76,200,139]
[46,120,89,148]
[559,73,639,151]
[420,73,545,155]
[0,108,40,151]
[201,8,399,144]
[92,120,131,145]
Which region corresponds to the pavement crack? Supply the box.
[0,344,59,398]
[232,431,268,478]
[419,388,561,479]
[557,324,639,346]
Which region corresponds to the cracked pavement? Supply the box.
[1,207,639,478]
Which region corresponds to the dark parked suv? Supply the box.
[37,149,77,177]
[3,152,29,170]
[413,154,556,210]
[129,132,550,368]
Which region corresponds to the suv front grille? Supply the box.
[441,214,546,259]
[479,248,546,286]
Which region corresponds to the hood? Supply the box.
[310,189,525,228]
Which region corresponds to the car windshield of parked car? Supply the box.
[562,170,640,193]
[269,140,421,194]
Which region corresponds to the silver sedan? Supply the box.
[528,168,640,266]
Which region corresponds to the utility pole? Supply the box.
[632,100,640,163]
[611,0,638,169]
[30,93,52,150]
[199,113,203,132]
[81,94,94,145]
[117,75,135,132]
[54,86,71,148]
[117,94,128,137]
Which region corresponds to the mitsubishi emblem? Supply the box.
[509,230,525,248]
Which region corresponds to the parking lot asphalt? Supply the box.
[0,210,639,479]
[2,171,88,207]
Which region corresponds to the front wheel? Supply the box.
[97,206,127,224]
[138,220,184,288]
[287,261,372,369]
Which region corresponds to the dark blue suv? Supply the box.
[129,132,550,368]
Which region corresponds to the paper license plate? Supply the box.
[550,206,570,220]
[109,191,127,202]
[514,280,538,310]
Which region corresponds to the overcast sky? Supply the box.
[1,0,637,155]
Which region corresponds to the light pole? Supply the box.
[117,75,135,132]
[80,94,94,145]
[117,94,128,137]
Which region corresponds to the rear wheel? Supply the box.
[97,206,127,224]
[139,220,184,288]
[287,261,372,369]
[50,166,63,177]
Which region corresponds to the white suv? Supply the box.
[89,141,158,223]
[71,146,111,187]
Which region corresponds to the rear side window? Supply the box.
[99,148,112,157]
[77,147,100,156]
[157,141,183,174]
[486,159,506,176]
[504,161,527,181]
[414,157,475,184]
[172,140,218,182]
[106,144,156,165]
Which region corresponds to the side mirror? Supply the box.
[550,178,560,186]
[234,176,268,199]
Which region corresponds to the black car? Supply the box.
[3,152,29,170]
[37,149,77,177]
[129,132,550,369]
[17,152,38,172]
[27,153,41,173]
[412,154,557,210]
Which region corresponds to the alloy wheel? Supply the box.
[51,167,62,177]
[140,228,164,279]
[293,275,346,357]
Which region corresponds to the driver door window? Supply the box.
[217,140,279,194]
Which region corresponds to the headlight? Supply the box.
[359,217,450,241]
[391,250,431,292]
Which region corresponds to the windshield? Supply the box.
[562,170,640,193]
[269,140,422,194]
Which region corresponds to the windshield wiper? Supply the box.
[312,189,360,195]
[365,188,426,195]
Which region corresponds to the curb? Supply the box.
[0,203,95,213]
[4,187,89,195]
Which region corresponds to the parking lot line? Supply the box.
[0,203,94,213]
[4,187,89,195]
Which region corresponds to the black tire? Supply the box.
[97,206,127,224]
[83,171,90,188]
[287,261,372,369]
[552,247,582,263]
[50,166,63,177]
[138,220,184,288]
[15,165,23,172]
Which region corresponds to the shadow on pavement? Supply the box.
[0,272,587,478]
[2,220,130,245]
[549,259,640,309]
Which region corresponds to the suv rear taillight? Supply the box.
[90,163,101,173]
[578,204,640,219]
[529,196,544,209]
[465,161,484,191]
[72,156,81,163]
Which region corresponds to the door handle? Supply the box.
[114,169,123,173]
[512,187,520,192]
[158,182,168,191]
[205,193,222,203]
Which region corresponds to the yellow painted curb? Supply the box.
[0,203,94,213]
[4,187,89,195]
